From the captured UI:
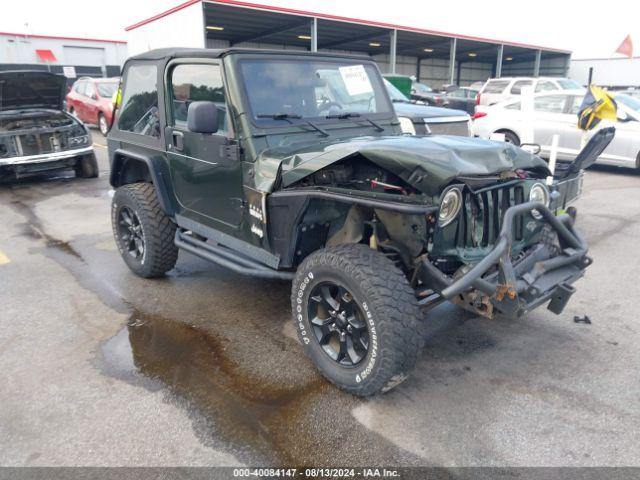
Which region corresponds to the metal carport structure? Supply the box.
[126,0,571,88]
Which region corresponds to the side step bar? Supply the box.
[175,230,295,280]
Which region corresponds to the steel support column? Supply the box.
[310,17,318,52]
[533,49,542,77]
[389,29,397,73]
[448,38,457,85]
[496,44,504,78]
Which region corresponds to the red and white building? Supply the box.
[0,31,128,81]
[125,0,572,89]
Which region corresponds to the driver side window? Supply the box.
[169,63,227,133]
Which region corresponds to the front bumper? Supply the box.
[0,146,94,167]
[418,201,591,318]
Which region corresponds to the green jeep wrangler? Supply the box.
[108,48,608,396]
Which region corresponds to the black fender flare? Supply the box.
[109,149,177,216]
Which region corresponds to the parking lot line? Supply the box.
[0,250,10,265]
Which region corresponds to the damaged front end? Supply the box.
[0,71,94,179]
[261,132,601,319]
[417,199,591,319]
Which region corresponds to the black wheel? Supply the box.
[111,183,178,278]
[75,154,99,178]
[500,130,520,146]
[292,244,425,396]
[98,113,109,136]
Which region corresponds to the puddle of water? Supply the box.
[100,309,323,465]
[10,199,85,262]
[4,186,424,467]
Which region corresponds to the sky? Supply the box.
[1,0,639,59]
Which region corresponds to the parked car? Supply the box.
[66,77,119,136]
[473,89,640,169]
[410,81,446,106]
[442,87,479,114]
[385,79,471,136]
[109,48,597,396]
[616,88,640,99]
[477,77,583,106]
[0,71,97,180]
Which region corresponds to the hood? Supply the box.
[0,71,66,112]
[257,135,550,196]
[393,102,468,121]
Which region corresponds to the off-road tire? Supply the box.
[292,244,425,396]
[112,182,178,278]
[75,154,99,178]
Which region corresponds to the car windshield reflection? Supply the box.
[238,59,393,124]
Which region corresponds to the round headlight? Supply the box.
[398,117,416,135]
[529,182,550,219]
[529,183,550,206]
[438,187,462,226]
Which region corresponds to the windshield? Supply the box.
[557,78,582,89]
[96,82,118,98]
[413,83,432,93]
[384,79,409,102]
[239,58,392,124]
[616,94,640,113]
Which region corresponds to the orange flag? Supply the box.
[615,35,633,58]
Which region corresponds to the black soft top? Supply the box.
[128,47,370,63]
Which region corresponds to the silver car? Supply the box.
[473,90,640,169]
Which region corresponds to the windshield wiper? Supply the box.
[257,113,328,137]
[257,113,302,120]
[326,112,384,131]
[325,112,361,119]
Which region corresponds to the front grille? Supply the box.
[426,121,470,137]
[456,184,526,249]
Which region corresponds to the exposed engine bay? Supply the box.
[0,110,88,159]
[293,155,422,196]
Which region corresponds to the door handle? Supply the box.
[172,131,184,151]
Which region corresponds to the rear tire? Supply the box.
[75,154,99,178]
[98,113,109,136]
[499,130,520,146]
[292,244,425,396]
[111,183,178,278]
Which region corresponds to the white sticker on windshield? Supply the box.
[339,65,373,96]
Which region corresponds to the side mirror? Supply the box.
[187,101,219,134]
[617,110,630,122]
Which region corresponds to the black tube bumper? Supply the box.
[418,201,592,318]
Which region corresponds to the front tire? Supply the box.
[292,244,425,396]
[111,183,178,278]
[75,153,99,178]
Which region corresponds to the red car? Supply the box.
[66,77,119,136]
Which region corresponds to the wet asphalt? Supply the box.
[1,130,639,467]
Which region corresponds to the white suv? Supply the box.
[477,77,583,106]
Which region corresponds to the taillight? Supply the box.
[472,111,487,120]
[475,92,481,105]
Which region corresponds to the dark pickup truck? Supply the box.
[107,48,608,396]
